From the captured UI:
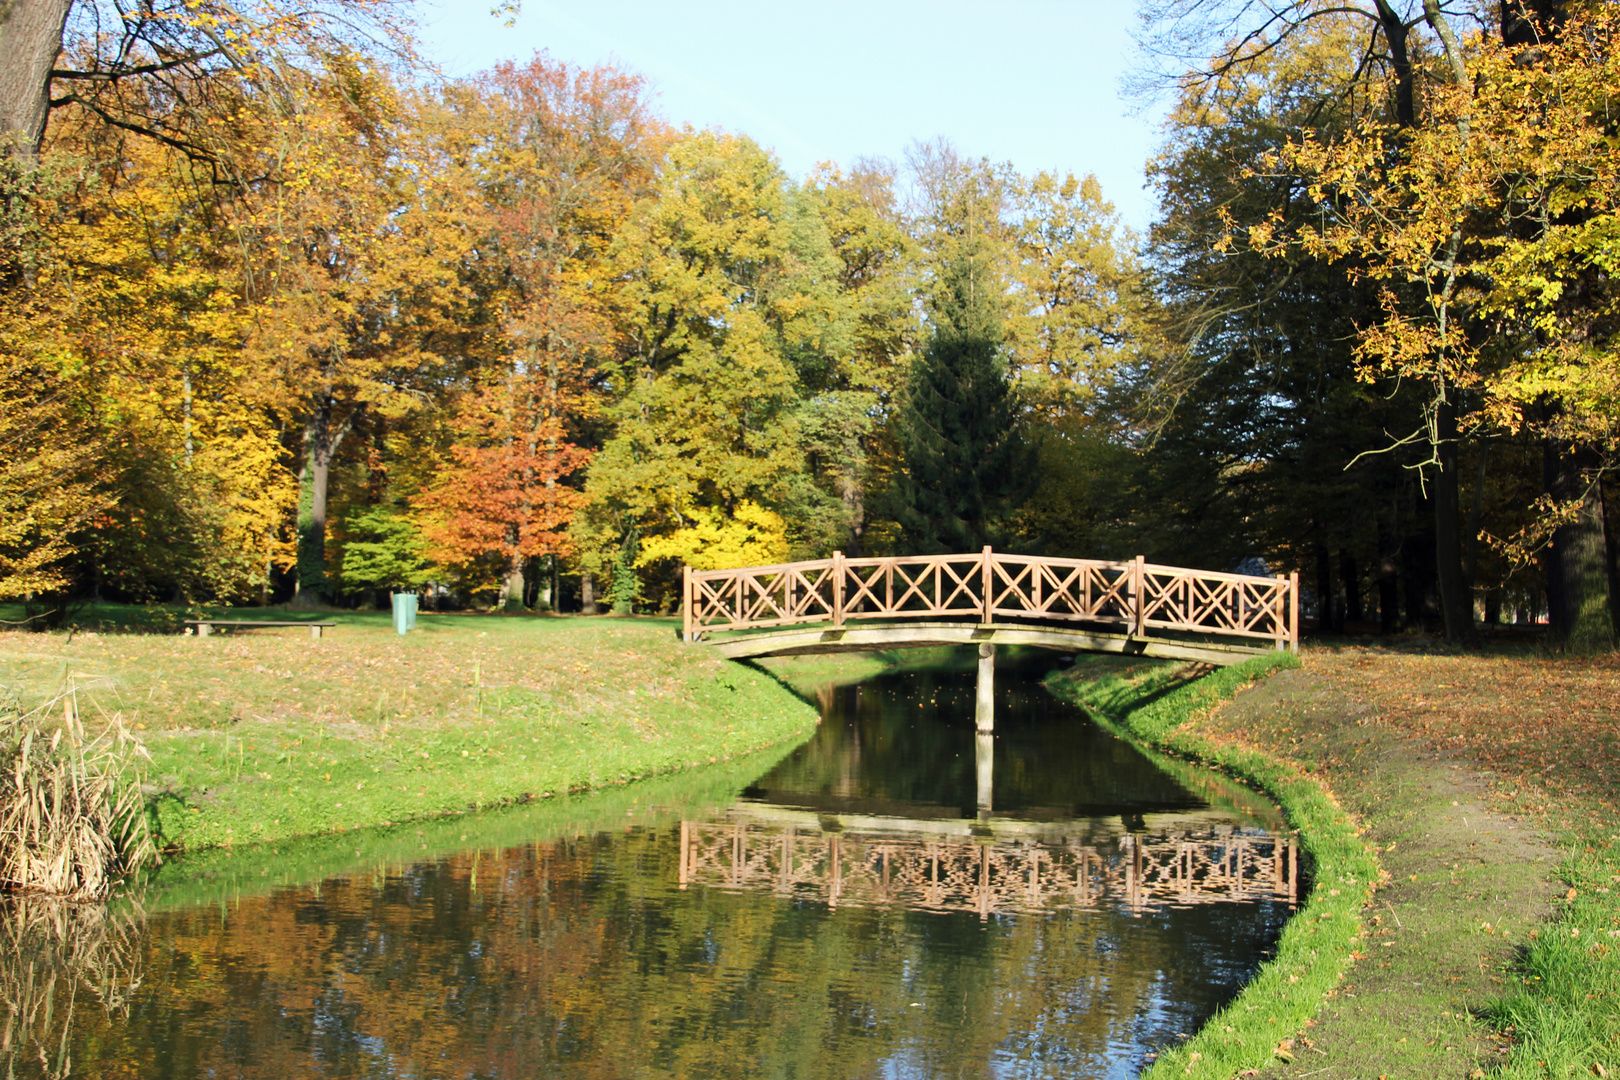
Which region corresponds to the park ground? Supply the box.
[2,607,1617,1077]
[1053,644,1620,1080]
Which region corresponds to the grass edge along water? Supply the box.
[1045,651,1383,1080]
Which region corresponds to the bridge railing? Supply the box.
[683,547,1298,651]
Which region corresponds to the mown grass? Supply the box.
[134,738,800,914]
[0,610,818,854]
[1047,651,1384,1080]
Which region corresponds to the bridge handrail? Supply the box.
[683,547,1298,651]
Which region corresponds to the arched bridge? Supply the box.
[683,549,1297,732]
[683,548,1297,664]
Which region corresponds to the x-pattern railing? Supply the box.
[685,547,1298,651]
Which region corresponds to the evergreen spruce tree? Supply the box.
[894,249,1033,554]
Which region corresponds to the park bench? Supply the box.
[185,619,337,640]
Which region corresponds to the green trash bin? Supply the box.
[391,592,418,635]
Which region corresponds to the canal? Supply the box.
[14,655,1298,1079]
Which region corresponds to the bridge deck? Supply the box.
[706,620,1274,666]
[685,548,1297,664]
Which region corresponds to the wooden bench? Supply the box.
[185,620,337,640]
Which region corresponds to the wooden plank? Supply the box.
[682,566,693,642]
[832,551,845,627]
[185,620,336,628]
[980,545,992,624]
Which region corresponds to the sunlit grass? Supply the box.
[0,611,817,853]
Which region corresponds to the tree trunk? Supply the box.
[1406,487,1438,630]
[1340,549,1362,625]
[580,572,596,615]
[1377,507,1400,633]
[1314,543,1333,632]
[292,401,348,609]
[1464,441,1489,595]
[0,0,70,161]
[503,551,526,612]
[1433,394,1470,641]
[1373,0,1416,129]
[1545,441,1614,652]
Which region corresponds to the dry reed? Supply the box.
[0,685,155,901]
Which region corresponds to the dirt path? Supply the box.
[1201,661,1562,1080]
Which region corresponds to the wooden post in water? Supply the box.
[975,642,995,733]
[975,731,994,812]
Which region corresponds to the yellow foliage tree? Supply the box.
[635,502,789,572]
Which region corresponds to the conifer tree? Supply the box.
[894,247,1033,554]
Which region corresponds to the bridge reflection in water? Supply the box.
[678,812,1299,920]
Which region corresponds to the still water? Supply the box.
[18,659,1299,1079]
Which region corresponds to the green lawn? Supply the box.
[0,607,818,853]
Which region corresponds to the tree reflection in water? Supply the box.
[31,661,1296,1080]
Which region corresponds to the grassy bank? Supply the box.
[1047,651,1383,1080]
[134,739,800,913]
[0,612,818,854]
[1290,647,1620,1080]
[753,644,979,695]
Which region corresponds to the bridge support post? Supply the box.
[975,732,994,812]
[975,643,995,733]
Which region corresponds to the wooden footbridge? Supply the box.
[683,548,1297,731]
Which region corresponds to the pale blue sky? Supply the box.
[419,1,1168,232]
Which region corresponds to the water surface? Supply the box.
[15,657,1298,1079]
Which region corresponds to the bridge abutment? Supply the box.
[976,643,995,733]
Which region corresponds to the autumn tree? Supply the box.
[1132,0,1526,637]
[2,0,415,163]
[412,55,658,610]
[0,0,433,609]
[795,160,917,556]
[1278,2,1620,648]
[580,131,820,609]
[235,57,474,606]
[1121,11,1423,623]
[1005,171,1144,418]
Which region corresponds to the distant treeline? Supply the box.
[3,0,1618,646]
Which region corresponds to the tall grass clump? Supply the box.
[0,686,155,901]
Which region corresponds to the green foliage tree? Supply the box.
[894,245,1033,554]
[576,131,817,605]
[336,505,431,592]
